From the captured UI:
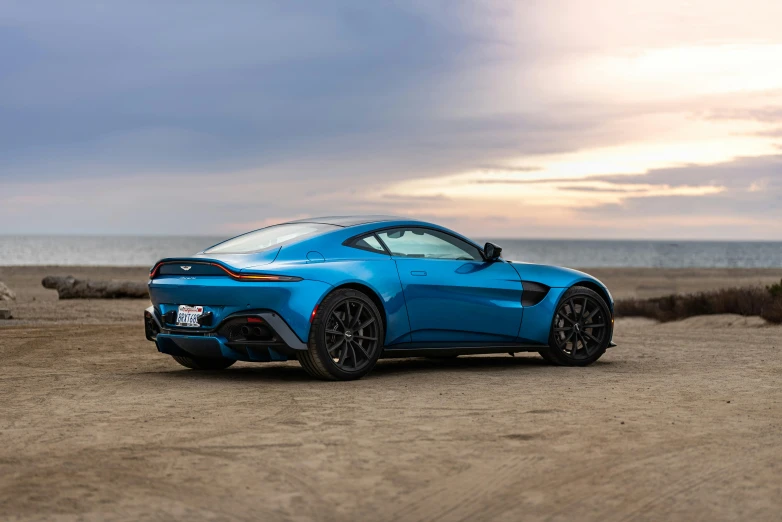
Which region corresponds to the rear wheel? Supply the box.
[297,288,384,380]
[171,355,236,370]
[539,286,611,366]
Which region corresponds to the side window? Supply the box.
[347,234,388,255]
[376,228,482,261]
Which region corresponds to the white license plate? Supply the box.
[177,305,204,327]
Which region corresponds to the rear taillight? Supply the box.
[235,273,302,282]
[149,261,300,282]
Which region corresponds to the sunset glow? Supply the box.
[2,1,782,239]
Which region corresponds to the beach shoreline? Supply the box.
[3,265,782,325]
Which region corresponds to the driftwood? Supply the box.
[0,281,16,301]
[42,276,149,299]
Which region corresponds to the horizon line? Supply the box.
[2,233,782,243]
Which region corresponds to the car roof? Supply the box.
[279,215,485,254]
[284,215,409,227]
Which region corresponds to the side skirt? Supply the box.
[380,343,546,359]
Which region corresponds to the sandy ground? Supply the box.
[1,267,781,521]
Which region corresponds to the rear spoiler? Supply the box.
[149,259,301,282]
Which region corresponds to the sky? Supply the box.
[2,0,782,239]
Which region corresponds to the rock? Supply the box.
[42,276,149,299]
[0,281,16,301]
[0,309,12,320]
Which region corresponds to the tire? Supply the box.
[171,355,236,370]
[297,288,384,381]
[539,286,612,367]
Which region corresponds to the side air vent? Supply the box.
[521,281,550,307]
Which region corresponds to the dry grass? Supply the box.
[615,280,782,324]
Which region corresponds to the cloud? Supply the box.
[706,106,782,123]
[588,155,782,190]
[566,155,782,238]
[2,0,782,238]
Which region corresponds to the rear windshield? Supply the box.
[204,223,336,254]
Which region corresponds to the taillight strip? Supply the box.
[149,261,301,282]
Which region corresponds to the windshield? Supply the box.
[204,223,336,254]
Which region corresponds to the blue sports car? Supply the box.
[145,216,615,380]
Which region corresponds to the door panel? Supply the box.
[394,259,523,342]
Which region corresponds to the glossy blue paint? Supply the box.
[306,251,325,263]
[510,261,613,344]
[394,258,523,342]
[510,261,612,301]
[149,274,331,343]
[516,286,568,345]
[146,216,614,361]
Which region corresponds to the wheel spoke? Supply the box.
[332,312,347,330]
[554,327,570,332]
[353,334,377,341]
[582,298,589,319]
[356,318,375,330]
[353,340,370,359]
[328,337,345,354]
[569,299,579,320]
[584,308,600,323]
[352,303,364,328]
[578,333,588,354]
[563,329,576,348]
[325,329,343,336]
[338,341,349,364]
[585,324,606,329]
[582,331,601,344]
[344,301,352,327]
[587,333,598,354]
[558,313,575,325]
[348,342,358,368]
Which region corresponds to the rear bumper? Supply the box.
[148,276,331,344]
[144,306,307,362]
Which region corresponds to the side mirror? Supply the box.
[484,242,503,261]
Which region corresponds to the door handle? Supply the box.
[410,271,427,276]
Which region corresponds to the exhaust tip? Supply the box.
[144,310,160,341]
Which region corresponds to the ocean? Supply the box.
[1,235,781,268]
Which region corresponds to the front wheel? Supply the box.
[297,288,384,381]
[171,355,236,370]
[539,286,611,366]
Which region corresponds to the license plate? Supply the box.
[177,305,203,327]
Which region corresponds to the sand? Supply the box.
[1,266,781,521]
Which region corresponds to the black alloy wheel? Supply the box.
[540,286,611,366]
[297,288,384,380]
[324,298,380,372]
